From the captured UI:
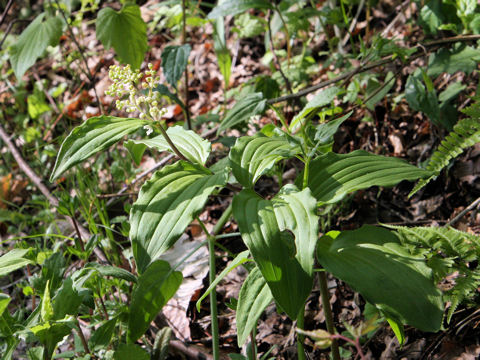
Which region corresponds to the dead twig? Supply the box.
[447,196,480,227]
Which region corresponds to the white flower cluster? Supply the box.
[105,64,166,122]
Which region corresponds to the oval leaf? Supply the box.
[96,5,148,69]
[229,133,301,188]
[233,189,313,319]
[130,161,228,273]
[128,126,211,165]
[317,225,443,332]
[218,92,266,133]
[50,116,148,181]
[161,45,191,87]
[9,13,63,78]
[303,150,433,205]
[127,260,182,343]
[236,266,273,346]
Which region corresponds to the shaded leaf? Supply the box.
[130,162,228,273]
[317,226,443,332]
[236,266,273,346]
[218,93,266,133]
[85,263,137,283]
[10,13,63,78]
[427,44,480,78]
[89,318,117,351]
[161,45,191,87]
[127,260,182,342]
[50,116,148,181]
[96,5,148,69]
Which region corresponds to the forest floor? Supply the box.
[1,0,480,359]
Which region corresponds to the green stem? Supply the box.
[319,271,340,360]
[296,310,306,360]
[302,158,310,190]
[208,236,220,360]
[250,322,258,359]
[212,203,233,236]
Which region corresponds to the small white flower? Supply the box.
[143,125,153,135]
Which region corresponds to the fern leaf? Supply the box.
[410,116,480,196]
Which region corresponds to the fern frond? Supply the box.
[410,116,480,196]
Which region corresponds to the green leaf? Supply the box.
[161,44,191,87]
[96,4,148,69]
[130,162,228,273]
[272,185,318,278]
[30,321,74,360]
[214,17,231,88]
[386,317,405,346]
[52,278,82,319]
[85,263,137,283]
[154,84,186,111]
[229,133,301,188]
[304,150,433,205]
[317,226,443,332]
[114,344,149,360]
[427,44,480,78]
[127,260,182,342]
[124,140,147,166]
[88,318,117,351]
[207,0,274,19]
[41,281,53,322]
[232,189,314,318]
[290,87,340,132]
[196,250,251,312]
[314,111,352,145]
[218,93,266,133]
[9,13,63,78]
[236,266,273,346]
[128,126,211,165]
[365,72,395,110]
[50,116,148,181]
[0,248,32,277]
[0,294,11,317]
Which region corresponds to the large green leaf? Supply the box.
[127,260,182,343]
[289,87,340,132]
[317,226,443,332]
[114,344,149,360]
[229,133,301,188]
[9,13,63,78]
[427,45,480,78]
[272,185,318,277]
[50,116,148,181]
[96,4,148,69]
[0,249,32,277]
[304,150,433,205]
[236,266,273,346]
[232,189,314,318]
[130,162,228,273]
[207,0,274,19]
[218,93,266,133]
[126,126,211,165]
[161,45,191,87]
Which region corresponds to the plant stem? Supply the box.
[208,236,220,360]
[319,271,340,360]
[296,310,306,360]
[76,319,91,355]
[250,323,258,360]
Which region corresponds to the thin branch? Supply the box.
[0,0,14,27]
[267,34,480,105]
[447,196,480,227]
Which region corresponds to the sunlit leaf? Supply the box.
[130,162,228,273]
[50,116,148,181]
